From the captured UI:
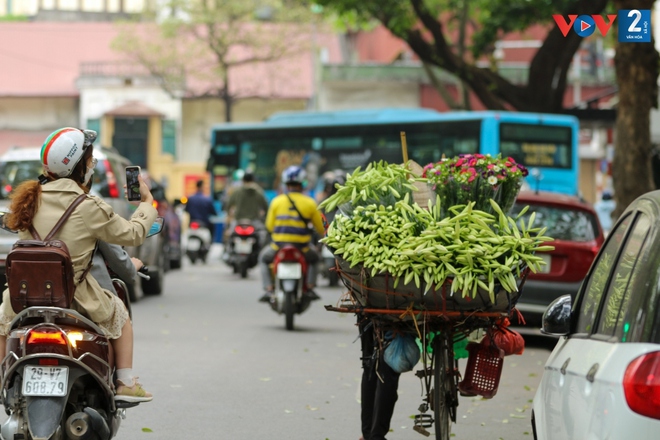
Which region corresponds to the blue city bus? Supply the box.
[209,108,579,201]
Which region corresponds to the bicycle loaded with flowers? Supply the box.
[320,156,553,438]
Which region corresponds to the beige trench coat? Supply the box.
[0,178,157,328]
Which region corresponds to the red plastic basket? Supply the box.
[457,342,505,399]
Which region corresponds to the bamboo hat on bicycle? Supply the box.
[282,165,307,186]
[40,127,97,178]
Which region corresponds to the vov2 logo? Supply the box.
[552,9,651,42]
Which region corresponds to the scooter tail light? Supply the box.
[27,330,67,346]
[235,225,255,236]
[277,247,304,262]
[190,222,200,230]
[39,359,59,366]
[623,351,660,419]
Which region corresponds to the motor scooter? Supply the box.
[185,220,212,264]
[0,217,163,440]
[270,245,313,331]
[225,219,262,278]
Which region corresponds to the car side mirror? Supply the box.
[147,217,164,237]
[0,213,17,234]
[541,295,572,336]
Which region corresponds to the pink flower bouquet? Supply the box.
[422,154,528,216]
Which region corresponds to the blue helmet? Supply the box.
[282,165,306,185]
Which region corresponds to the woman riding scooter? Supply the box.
[0,127,156,402]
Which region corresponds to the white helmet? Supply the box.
[41,127,97,177]
[282,165,307,185]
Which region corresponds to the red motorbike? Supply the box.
[270,245,313,331]
[0,218,163,440]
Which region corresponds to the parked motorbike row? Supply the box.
[0,216,164,440]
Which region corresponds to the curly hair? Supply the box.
[5,146,93,231]
[5,180,41,231]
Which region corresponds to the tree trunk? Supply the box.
[223,78,232,122]
[611,0,659,219]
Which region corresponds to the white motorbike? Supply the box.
[185,220,213,264]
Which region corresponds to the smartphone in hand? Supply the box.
[125,166,142,202]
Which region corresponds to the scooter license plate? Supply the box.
[234,238,254,254]
[22,365,68,397]
[277,262,302,279]
[187,239,201,251]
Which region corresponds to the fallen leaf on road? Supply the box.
[141,428,153,432]
[259,377,272,382]
[306,405,319,411]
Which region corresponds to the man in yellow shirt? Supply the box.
[259,165,326,302]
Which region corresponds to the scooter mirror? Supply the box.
[147,217,164,237]
[0,212,17,234]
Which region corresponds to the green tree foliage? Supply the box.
[113,0,318,121]
[315,0,659,219]
[312,0,606,112]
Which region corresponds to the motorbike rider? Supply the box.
[223,171,269,256]
[258,165,325,302]
[320,170,346,226]
[185,179,218,244]
[91,241,143,297]
[0,127,156,403]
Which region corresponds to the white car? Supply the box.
[532,189,660,440]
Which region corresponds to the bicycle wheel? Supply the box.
[432,333,457,440]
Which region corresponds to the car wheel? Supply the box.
[169,244,183,270]
[170,257,182,270]
[142,247,166,295]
